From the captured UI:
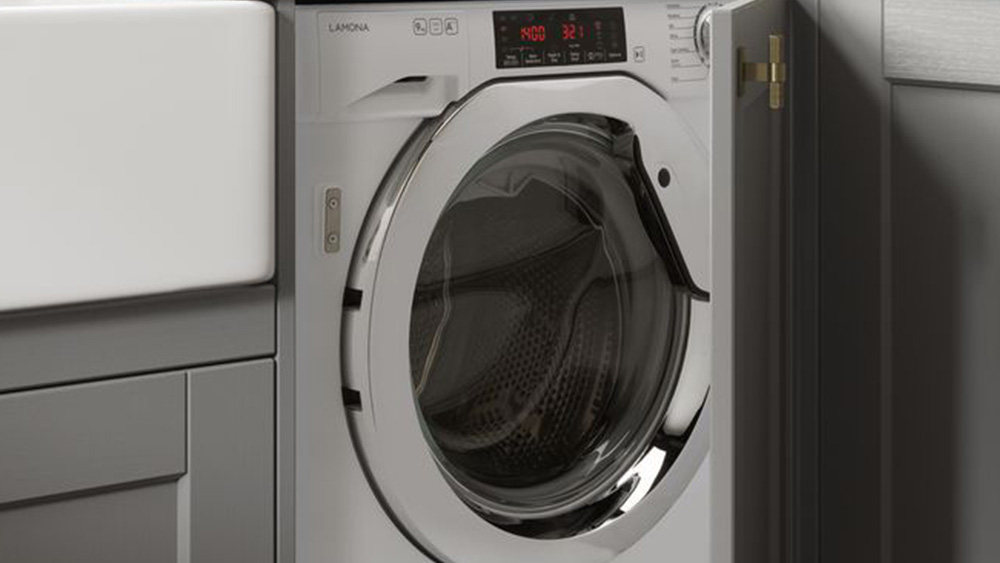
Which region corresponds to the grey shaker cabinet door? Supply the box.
[188,360,276,563]
[0,360,275,563]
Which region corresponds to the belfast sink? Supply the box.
[0,0,275,312]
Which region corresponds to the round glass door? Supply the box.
[408,115,692,537]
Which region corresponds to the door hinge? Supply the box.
[738,34,787,110]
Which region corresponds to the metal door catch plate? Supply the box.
[324,187,341,254]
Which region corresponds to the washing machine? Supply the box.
[294,1,787,562]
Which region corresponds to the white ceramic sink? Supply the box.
[0,0,275,312]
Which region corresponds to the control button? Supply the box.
[413,18,428,35]
[545,51,565,65]
[633,46,646,63]
[695,4,720,67]
[568,50,583,64]
[607,50,626,63]
[501,50,522,68]
[429,18,443,35]
[523,50,544,66]
[445,18,459,35]
[586,51,606,63]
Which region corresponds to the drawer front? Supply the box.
[0,372,186,505]
[0,285,276,393]
[885,0,1000,87]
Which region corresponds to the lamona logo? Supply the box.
[329,21,371,33]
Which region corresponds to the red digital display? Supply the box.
[517,22,587,43]
[495,8,626,69]
[562,23,585,40]
[520,25,546,42]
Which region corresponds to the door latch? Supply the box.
[324,187,341,254]
[738,34,787,110]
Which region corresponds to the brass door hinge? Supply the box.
[738,34,787,110]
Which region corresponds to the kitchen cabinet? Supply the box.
[0,360,275,563]
[807,1,1000,562]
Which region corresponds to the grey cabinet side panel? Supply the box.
[270,0,297,561]
[0,285,275,392]
[890,85,1000,563]
[0,372,186,505]
[789,1,820,562]
[818,0,886,561]
[189,359,275,563]
[0,481,179,563]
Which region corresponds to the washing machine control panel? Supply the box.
[493,8,627,69]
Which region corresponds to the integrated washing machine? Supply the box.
[294,1,787,561]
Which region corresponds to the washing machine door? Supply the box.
[342,75,710,563]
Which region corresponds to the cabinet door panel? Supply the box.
[190,360,275,563]
[890,84,1000,563]
[711,1,787,563]
[0,360,275,563]
[0,482,179,563]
